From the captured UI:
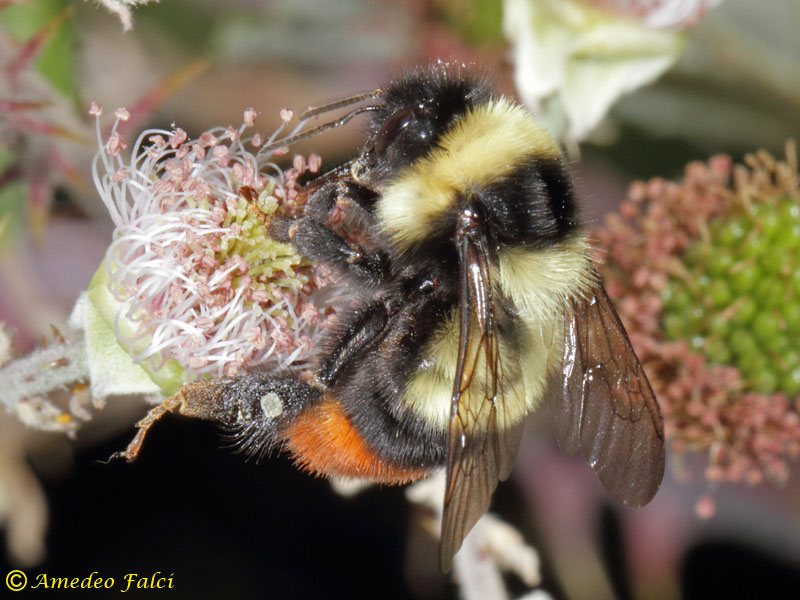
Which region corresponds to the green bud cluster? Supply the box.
[662,198,800,395]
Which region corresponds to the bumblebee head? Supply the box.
[351,65,494,188]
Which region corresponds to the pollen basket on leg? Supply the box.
[259,392,283,418]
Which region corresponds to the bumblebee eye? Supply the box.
[374,107,414,155]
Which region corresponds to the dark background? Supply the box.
[4,415,800,599]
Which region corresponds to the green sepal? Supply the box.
[86,261,186,396]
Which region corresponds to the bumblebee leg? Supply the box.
[114,371,324,461]
[303,179,378,221]
[270,179,378,240]
[270,179,385,284]
[317,301,390,386]
[176,372,323,458]
[290,218,385,284]
[109,394,183,462]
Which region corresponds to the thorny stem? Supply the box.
[0,333,88,433]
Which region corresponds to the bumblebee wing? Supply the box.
[549,283,665,506]
[439,209,524,572]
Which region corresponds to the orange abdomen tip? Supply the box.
[285,393,430,485]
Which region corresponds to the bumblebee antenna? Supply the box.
[259,104,382,154]
[300,88,383,120]
[259,88,384,156]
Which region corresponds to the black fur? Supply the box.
[318,301,390,386]
[480,158,578,247]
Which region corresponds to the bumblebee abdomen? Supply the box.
[400,297,561,434]
[331,296,453,469]
[285,392,432,484]
[496,235,597,321]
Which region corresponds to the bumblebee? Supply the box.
[120,64,664,571]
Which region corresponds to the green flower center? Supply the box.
[217,189,310,308]
[662,198,800,395]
